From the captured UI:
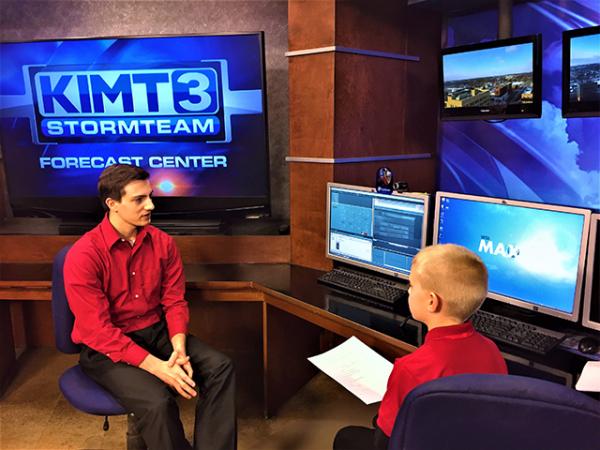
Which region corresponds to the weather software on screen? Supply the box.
[436,196,586,314]
[328,187,425,276]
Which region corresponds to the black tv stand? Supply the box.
[57,219,223,236]
[58,221,97,235]
[151,220,222,235]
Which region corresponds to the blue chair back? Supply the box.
[51,244,80,354]
[388,373,600,450]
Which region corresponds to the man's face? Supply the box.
[110,179,154,227]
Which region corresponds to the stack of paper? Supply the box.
[308,336,393,404]
[575,361,600,392]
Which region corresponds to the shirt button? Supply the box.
[121,239,125,242]
[134,294,139,298]
[131,271,136,276]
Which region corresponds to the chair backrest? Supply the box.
[388,373,600,450]
[51,245,80,354]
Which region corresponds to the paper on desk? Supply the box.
[575,361,600,392]
[308,336,393,404]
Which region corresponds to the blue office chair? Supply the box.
[388,373,600,450]
[51,245,145,450]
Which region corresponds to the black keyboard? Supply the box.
[472,310,566,355]
[318,267,407,309]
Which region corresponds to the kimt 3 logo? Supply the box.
[478,236,521,259]
[29,65,225,143]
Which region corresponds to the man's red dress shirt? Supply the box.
[377,322,508,436]
[64,215,189,366]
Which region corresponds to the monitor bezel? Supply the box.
[0,31,271,220]
[582,213,600,331]
[562,25,600,118]
[326,182,430,281]
[440,34,542,121]
[432,191,591,322]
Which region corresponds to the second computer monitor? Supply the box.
[326,183,429,279]
[582,214,600,331]
[433,192,591,322]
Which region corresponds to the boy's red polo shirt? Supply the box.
[377,322,507,436]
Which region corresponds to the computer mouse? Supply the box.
[578,337,599,355]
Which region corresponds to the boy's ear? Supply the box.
[427,292,442,313]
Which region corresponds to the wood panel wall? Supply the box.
[288,0,441,270]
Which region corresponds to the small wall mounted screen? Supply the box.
[441,35,542,120]
[433,192,590,321]
[562,25,600,118]
[326,183,429,280]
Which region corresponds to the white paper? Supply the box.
[575,361,600,392]
[308,336,393,404]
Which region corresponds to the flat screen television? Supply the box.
[0,32,270,220]
[433,192,591,322]
[326,183,430,280]
[562,25,600,118]
[582,214,600,331]
[441,35,542,120]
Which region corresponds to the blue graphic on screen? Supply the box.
[436,196,585,313]
[329,187,425,276]
[0,34,268,199]
[440,0,600,211]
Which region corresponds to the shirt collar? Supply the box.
[424,322,475,342]
[99,214,151,249]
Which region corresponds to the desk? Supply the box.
[0,263,416,416]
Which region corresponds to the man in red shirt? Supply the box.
[333,244,508,450]
[64,164,235,450]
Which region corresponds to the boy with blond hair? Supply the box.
[333,244,507,450]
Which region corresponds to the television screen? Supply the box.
[582,214,600,331]
[441,35,542,120]
[562,26,600,118]
[433,192,591,321]
[326,183,429,280]
[0,33,270,219]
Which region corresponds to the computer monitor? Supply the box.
[582,214,600,331]
[326,183,430,280]
[433,192,591,321]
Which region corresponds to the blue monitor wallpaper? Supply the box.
[0,33,268,200]
[440,0,600,211]
[436,195,586,314]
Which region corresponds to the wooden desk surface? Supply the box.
[0,262,416,354]
[0,262,416,413]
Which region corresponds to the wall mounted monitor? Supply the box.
[0,32,270,220]
[562,25,600,118]
[326,183,430,280]
[582,214,600,331]
[433,192,591,321]
[441,35,542,120]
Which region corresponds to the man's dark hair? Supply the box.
[98,164,150,211]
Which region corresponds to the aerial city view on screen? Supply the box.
[444,43,534,109]
[569,33,600,104]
